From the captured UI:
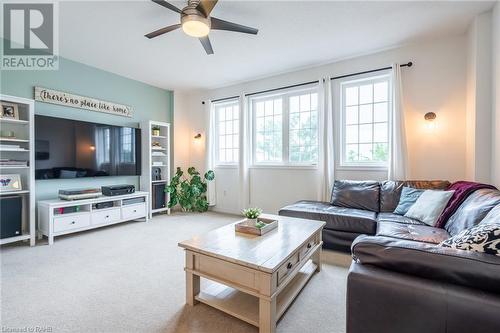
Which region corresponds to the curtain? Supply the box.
[319,78,335,201]
[238,94,250,212]
[388,63,409,180]
[205,100,217,206]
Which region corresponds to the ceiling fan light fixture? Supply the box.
[181,15,210,37]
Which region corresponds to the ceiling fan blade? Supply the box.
[199,36,214,55]
[197,0,218,17]
[210,17,258,35]
[145,24,181,39]
[151,0,181,13]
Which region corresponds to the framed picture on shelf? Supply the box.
[0,102,19,120]
[0,174,22,192]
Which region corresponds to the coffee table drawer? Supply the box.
[299,237,318,260]
[195,253,260,291]
[277,252,299,286]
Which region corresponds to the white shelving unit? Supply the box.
[0,94,35,246]
[140,121,171,218]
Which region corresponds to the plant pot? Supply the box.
[152,129,160,136]
[246,218,258,226]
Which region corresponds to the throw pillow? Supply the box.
[393,187,425,215]
[404,190,454,226]
[440,223,500,256]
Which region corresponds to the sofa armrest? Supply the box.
[351,235,500,294]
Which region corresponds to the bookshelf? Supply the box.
[0,94,35,246]
[140,121,171,217]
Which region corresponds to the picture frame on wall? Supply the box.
[0,174,23,192]
[0,102,19,120]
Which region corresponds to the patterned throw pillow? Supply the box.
[440,223,500,256]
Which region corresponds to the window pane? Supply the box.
[374,123,388,142]
[226,135,232,149]
[345,87,358,106]
[346,125,358,144]
[311,93,318,110]
[233,134,239,148]
[346,144,358,161]
[256,117,264,132]
[290,147,300,162]
[274,99,282,115]
[233,106,239,119]
[233,120,239,133]
[219,122,226,135]
[256,102,264,117]
[373,143,388,161]
[310,111,318,129]
[374,81,388,102]
[219,136,226,148]
[359,84,373,104]
[359,143,372,160]
[219,149,226,162]
[345,106,358,125]
[373,102,388,122]
[300,112,310,129]
[232,149,239,162]
[274,115,282,132]
[290,113,300,130]
[359,104,373,123]
[290,96,299,113]
[359,124,372,143]
[300,94,310,111]
[226,121,232,134]
[219,108,226,121]
[290,130,299,146]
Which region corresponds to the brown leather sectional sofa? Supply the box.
[279,179,500,333]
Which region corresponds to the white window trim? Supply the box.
[337,72,392,169]
[249,85,319,168]
[214,99,240,167]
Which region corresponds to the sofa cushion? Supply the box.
[377,221,450,244]
[377,212,423,225]
[330,180,380,212]
[278,200,377,234]
[379,180,451,213]
[445,189,500,236]
[351,235,500,294]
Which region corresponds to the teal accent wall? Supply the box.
[1,54,174,200]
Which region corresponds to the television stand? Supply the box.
[37,191,149,245]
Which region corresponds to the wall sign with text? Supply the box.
[34,87,132,117]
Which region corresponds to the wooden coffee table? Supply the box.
[178,214,326,333]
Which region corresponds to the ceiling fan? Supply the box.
[145,0,259,55]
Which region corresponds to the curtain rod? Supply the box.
[202,62,412,104]
[330,61,413,81]
[245,80,320,97]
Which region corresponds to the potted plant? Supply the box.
[242,207,263,226]
[152,125,161,136]
[165,167,215,212]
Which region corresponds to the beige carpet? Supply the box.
[0,212,350,333]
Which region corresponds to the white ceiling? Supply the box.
[58,0,495,90]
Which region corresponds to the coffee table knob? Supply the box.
[287,262,292,269]
[307,243,312,249]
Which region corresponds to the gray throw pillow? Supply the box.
[393,187,424,215]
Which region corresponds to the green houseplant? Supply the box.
[152,125,161,136]
[165,167,215,212]
[242,207,264,227]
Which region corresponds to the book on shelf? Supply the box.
[0,144,23,150]
[152,152,167,156]
[0,159,28,166]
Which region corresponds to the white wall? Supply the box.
[465,11,493,183]
[175,36,469,214]
[492,3,500,187]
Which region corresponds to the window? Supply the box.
[340,74,391,167]
[251,87,318,166]
[215,100,239,165]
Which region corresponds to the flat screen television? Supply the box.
[35,115,141,179]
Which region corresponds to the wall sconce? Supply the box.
[89,145,96,151]
[424,112,437,130]
[194,133,202,140]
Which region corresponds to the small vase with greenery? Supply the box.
[242,207,263,227]
[165,167,215,212]
[152,126,161,136]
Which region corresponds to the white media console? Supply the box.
[37,191,149,245]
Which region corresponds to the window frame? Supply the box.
[338,73,392,169]
[249,85,319,168]
[214,99,240,167]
